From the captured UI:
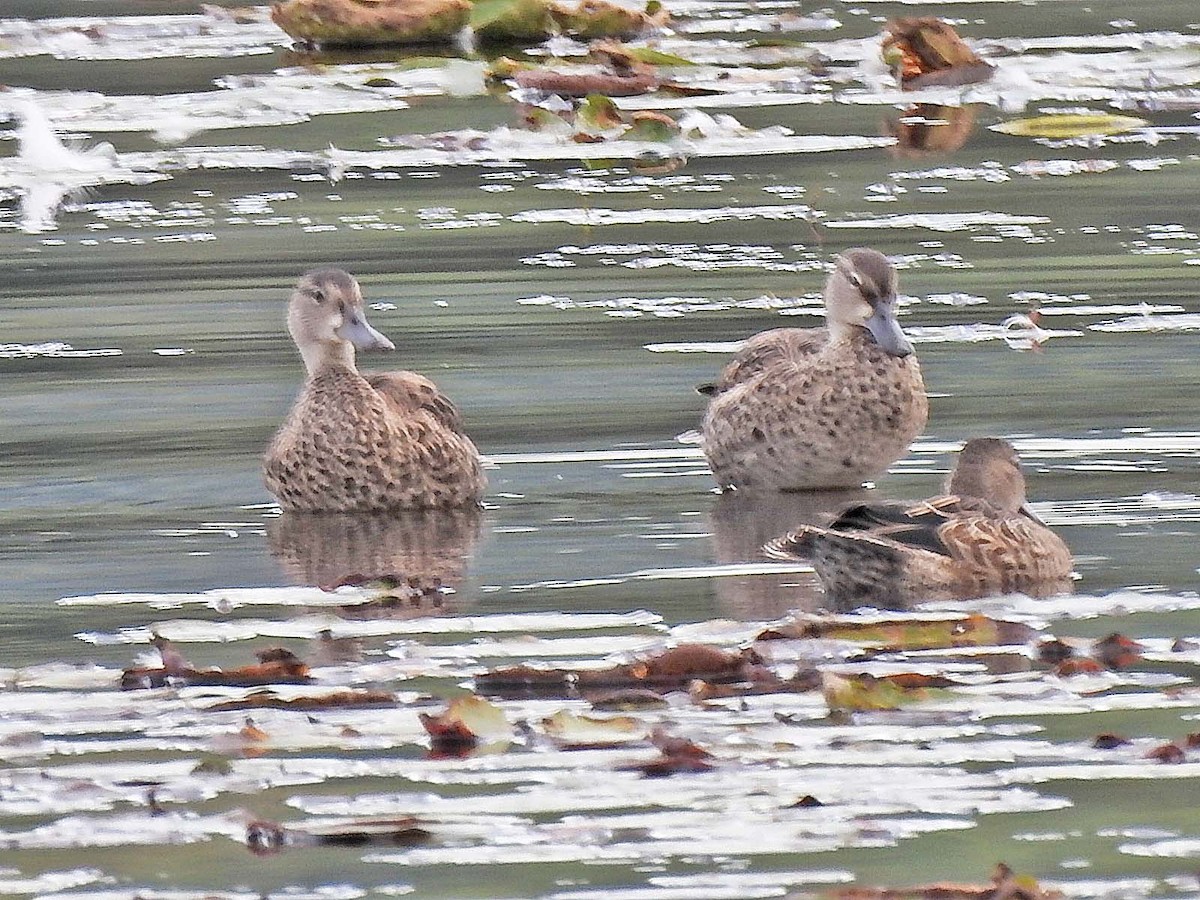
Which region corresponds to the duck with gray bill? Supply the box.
[263,269,486,513]
[700,248,927,492]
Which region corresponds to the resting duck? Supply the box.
[764,438,1074,607]
[700,247,928,491]
[263,269,486,512]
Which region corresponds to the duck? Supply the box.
[263,269,486,512]
[700,247,928,491]
[764,437,1074,608]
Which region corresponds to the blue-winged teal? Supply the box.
[263,269,486,512]
[701,248,928,491]
[765,438,1074,607]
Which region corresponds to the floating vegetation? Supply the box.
[272,0,473,47]
[5,1,1200,898]
[120,642,312,689]
[271,0,667,47]
[993,112,1149,140]
[881,17,995,90]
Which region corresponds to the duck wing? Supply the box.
[365,371,467,432]
[763,495,979,560]
[698,327,826,396]
[829,495,985,556]
[935,507,1073,583]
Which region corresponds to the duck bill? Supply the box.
[338,312,395,352]
[864,298,914,358]
[1019,502,1048,526]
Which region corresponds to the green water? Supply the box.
[2,0,1200,897]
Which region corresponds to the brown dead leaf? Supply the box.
[512,67,657,97]
[206,689,396,713]
[238,719,270,743]
[1055,658,1104,677]
[881,16,995,90]
[619,728,715,777]
[787,794,823,808]
[477,643,769,698]
[475,664,573,696]
[419,694,511,751]
[1036,637,1075,664]
[1093,632,1145,670]
[1146,742,1186,764]
[622,643,765,683]
[825,861,1063,899]
[886,103,978,159]
[122,646,311,690]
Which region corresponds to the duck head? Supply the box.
[825,248,914,358]
[947,437,1039,519]
[288,268,395,375]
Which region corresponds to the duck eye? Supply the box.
[310,288,325,304]
[337,299,347,315]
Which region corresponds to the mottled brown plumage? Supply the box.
[263,269,486,512]
[701,248,928,491]
[764,438,1074,608]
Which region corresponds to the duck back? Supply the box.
[264,368,485,512]
[702,328,927,491]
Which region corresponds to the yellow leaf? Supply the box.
[992,113,1146,139]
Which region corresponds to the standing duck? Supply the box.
[764,438,1074,607]
[263,269,486,512]
[701,248,928,491]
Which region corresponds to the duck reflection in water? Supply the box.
[885,103,978,158]
[707,487,867,620]
[267,506,483,618]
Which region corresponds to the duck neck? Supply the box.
[301,341,357,378]
[827,319,863,344]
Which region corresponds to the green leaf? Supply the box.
[622,112,680,143]
[470,0,554,42]
[620,46,694,67]
[577,93,624,132]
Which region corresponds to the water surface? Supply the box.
[2,0,1200,897]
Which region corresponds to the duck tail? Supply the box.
[762,525,826,560]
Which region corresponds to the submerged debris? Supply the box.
[248,816,432,855]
